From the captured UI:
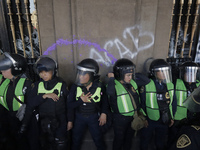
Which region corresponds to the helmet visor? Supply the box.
[154,67,172,83]
[122,66,135,80]
[183,86,200,112]
[75,66,94,86]
[0,54,12,71]
[182,66,198,83]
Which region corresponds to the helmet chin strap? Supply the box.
[11,75,16,81]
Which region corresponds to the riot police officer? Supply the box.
[140,59,177,150]
[68,58,108,150]
[106,58,144,150]
[168,61,200,146]
[168,85,200,150]
[0,52,38,150]
[22,56,69,150]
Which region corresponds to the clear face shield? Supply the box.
[75,66,95,86]
[154,67,172,83]
[0,53,13,71]
[181,66,199,83]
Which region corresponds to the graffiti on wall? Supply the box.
[44,25,154,66]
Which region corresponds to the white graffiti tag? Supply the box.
[89,25,154,66]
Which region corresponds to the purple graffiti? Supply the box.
[43,38,117,64]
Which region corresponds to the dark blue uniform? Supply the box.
[68,80,108,150]
[23,76,69,150]
[0,76,39,150]
[140,79,177,150]
[168,125,200,150]
[168,81,198,147]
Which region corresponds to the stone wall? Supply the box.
[37,0,173,85]
[36,1,173,149]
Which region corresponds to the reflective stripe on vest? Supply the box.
[115,79,139,116]
[76,87,101,102]
[13,78,26,111]
[174,79,200,120]
[0,78,26,111]
[38,82,62,97]
[145,79,174,121]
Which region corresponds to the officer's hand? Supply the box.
[107,73,114,78]
[67,121,73,131]
[99,113,107,126]
[80,92,92,103]
[43,93,59,101]
[144,120,148,127]
[169,119,174,127]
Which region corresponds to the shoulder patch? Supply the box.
[131,87,136,93]
[191,125,200,130]
[165,92,170,99]
[140,86,144,93]
[176,134,191,148]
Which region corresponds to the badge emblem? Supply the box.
[176,134,191,148]
[131,87,136,93]
[165,92,170,99]
[191,125,200,130]
[140,86,144,93]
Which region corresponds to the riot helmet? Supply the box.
[113,58,135,81]
[179,61,199,83]
[0,52,27,76]
[183,86,200,112]
[35,56,57,75]
[75,58,99,86]
[149,59,172,83]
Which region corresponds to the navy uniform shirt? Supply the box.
[67,79,109,122]
[169,125,200,150]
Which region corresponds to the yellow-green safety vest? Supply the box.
[0,78,26,111]
[174,79,200,120]
[76,87,101,102]
[115,79,139,116]
[145,79,174,121]
[38,82,62,97]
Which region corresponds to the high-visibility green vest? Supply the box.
[0,74,3,82]
[76,87,101,102]
[115,79,139,116]
[0,78,26,111]
[145,79,174,121]
[174,79,200,120]
[38,82,62,97]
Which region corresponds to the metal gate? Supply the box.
[0,0,41,81]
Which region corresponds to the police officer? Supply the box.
[168,61,200,145]
[107,58,146,150]
[22,56,69,150]
[168,86,200,150]
[140,59,177,150]
[0,52,37,150]
[175,61,200,121]
[68,58,108,150]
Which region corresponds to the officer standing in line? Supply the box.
[106,58,148,150]
[21,56,69,150]
[140,59,177,150]
[0,52,38,150]
[168,61,200,145]
[68,58,108,150]
[168,85,200,150]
